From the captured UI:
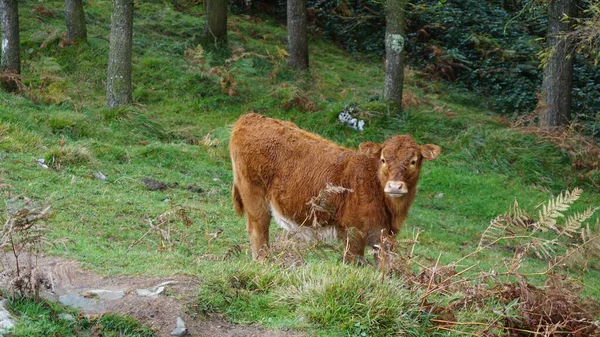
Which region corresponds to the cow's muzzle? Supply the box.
[384,181,408,197]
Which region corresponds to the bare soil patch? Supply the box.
[1,255,303,337]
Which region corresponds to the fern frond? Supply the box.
[480,188,599,270]
[562,206,600,238]
[529,238,556,260]
[536,188,582,232]
[508,199,534,230]
[479,200,534,249]
[580,219,600,244]
[553,218,600,272]
[478,215,509,249]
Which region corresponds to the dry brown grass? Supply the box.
[128,204,193,253]
[497,275,600,336]
[401,89,422,110]
[0,196,52,297]
[372,189,600,336]
[0,70,26,93]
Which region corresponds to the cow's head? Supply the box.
[359,136,441,198]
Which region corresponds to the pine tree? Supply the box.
[203,0,228,48]
[0,0,20,92]
[539,0,576,128]
[65,0,88,44]
[383,0,407,107]
[106,0,133,108]
[287,0,309,69]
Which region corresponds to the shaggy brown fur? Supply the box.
[229,113,441,261]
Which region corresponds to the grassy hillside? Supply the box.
[1,1,599,336]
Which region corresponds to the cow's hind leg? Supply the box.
[243,195,271,260]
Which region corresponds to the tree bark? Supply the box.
[204,0,228,48]
[539,0,576,128]
[383,0,407,106]
[287,0,308,69]
[65,0,88,44]
[106,0,133,108]
[0,0,20,92]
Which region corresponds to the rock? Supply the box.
[58,313,76,322]
[141,178,168,191]
[136,287,165,298]
[87,289,125,301]
[0,300,15,332]
[435,192,444,199]
[59,293,100,312]
[338,110,365,132]
[357,119,365,132]
[170,326,188,336]
[186,185,204,193]
[170,316,188,336]
[93,172,107,181]
[36,158,49,169]
[136,281,178,298]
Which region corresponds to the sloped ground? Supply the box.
[1,254,303,337]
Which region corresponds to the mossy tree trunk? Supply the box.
[0,0,20,92]
[539,0,576,128]
[287,0,308,69]
[203,0,228,48]
[106,0,133,108]
[65,0,87,44]
[383,0,407,107]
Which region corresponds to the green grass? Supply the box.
[1,1,599,336]
[4,295,154,337]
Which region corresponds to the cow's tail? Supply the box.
[232,184,244,216]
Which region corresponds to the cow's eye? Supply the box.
[381,158,386,164]
[410,159,417,166]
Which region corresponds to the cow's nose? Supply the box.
[384,181,408,197]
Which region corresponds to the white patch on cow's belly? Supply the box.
[270,204,337,242]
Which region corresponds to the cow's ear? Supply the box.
[359,142,382,157]
[420,144,441,160]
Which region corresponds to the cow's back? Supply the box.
[230,113,350,224]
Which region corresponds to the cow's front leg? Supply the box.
[373,232,396,268]
[343,229,367,265]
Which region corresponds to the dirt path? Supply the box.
[3,255,303,337]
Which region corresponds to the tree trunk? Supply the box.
[65,0,87,44]
[0,0,20,92]
[106,0,133,108]
[383,0,407,106]
[203,0,228,48]
[539,0,576,128]
[287,0,308,69]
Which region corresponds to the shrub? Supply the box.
[44,143,94,169]
[47,111,92,139]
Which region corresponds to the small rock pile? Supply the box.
[338,104,365,132]
[0,299,15,334]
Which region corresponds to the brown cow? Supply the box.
[229,113,441,262]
